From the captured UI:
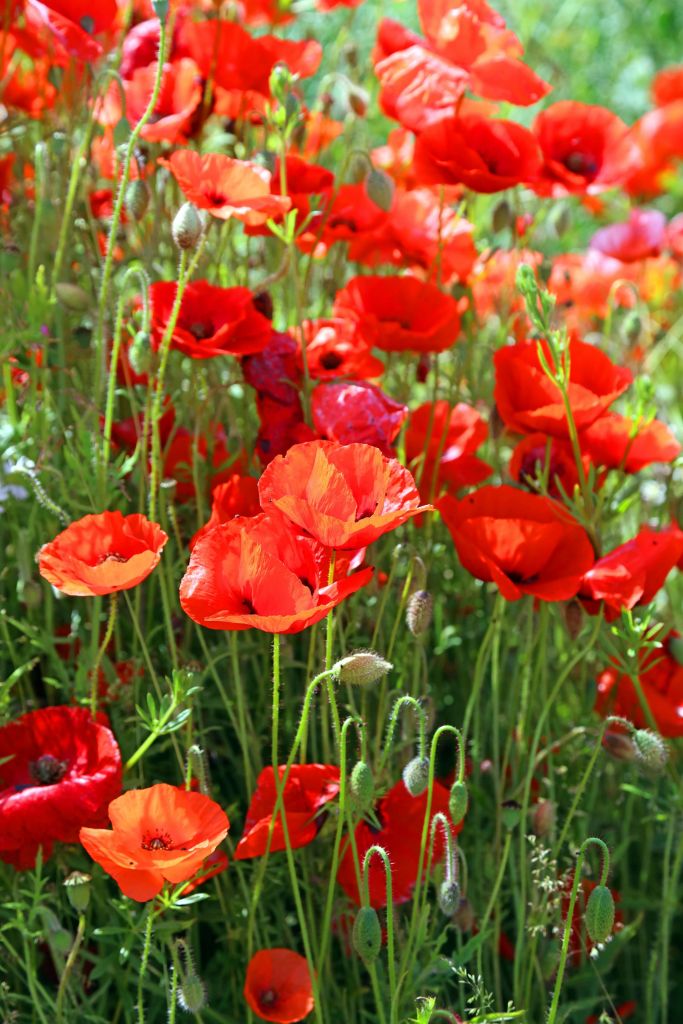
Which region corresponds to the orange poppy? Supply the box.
[244,949,314,1023]
[79,783,229,902]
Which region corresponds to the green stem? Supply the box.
[137,907,155,1024]
[55,914,86,1024]
[90,592,118,719]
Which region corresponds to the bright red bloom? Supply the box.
[80,783,229,902]
[190,475,261,550]
[163,150,291,226]
[295,319,384,380]
[256,396,316,467]
[244,949,314,1023]
[179,513,372,633]
[509,434,584,499]
[337,779,461,908]
[652,65,683,107]
[25,0,117,63]
[38,512,168,597]
[236,764,340,859]
[437,485,595,602]
[623,101,683,198]
[247,155,335,239]
[0,707,122,870]
[243,331,300,405]
[413,115,542,193]
[579,525,683,618]
[405,401,492,502]
[313,183,389,251]
[112,59,202,144]
[333,275,461,353]
[596,632,683,737]
[312,381,408,454]
[580,412,681,473]
[494,338,633,439]
[259,440,431,549]
[150,280,271,359]
[376,45,470,132]
[589,209,667,263]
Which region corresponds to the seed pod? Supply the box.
[151,0,169,20]
[350,761,374,810]
[585,884,615,944]
[352,906,382,962]
[437,879,460,916]
[334,651,392,687]
[63,871,91,912]
[633,729,668,773]
[501,800,522,831]
[402,755,430,797]
[364,167,394,212]
[172,202,203,251]
[448,781,468,826]
[125,179,150,220]
[406,590,433,637]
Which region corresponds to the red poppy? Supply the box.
[0,707,122,870]
[244,949,314,1024]
[405,401,492,502]
[117,59,202,144]
[235,764,340,859]
[333,275,461,353]
[255,396,317,467]
[337,778,461,908]
[580,412,681,473]
[376,45,470,132]
[149,281,271,359]
[494,337,633,439]
[243,331,300,405]
[25,0,116,63]
[190,475,261,550]
[624,101,683,198]
[589,209,667,263]
[80,783,229,902]
[652,65,683,107]
[180,848,229,895]
[120,16,165,79]
[596,632,683,737]
[532,101,640,196]
[179,512,372,633]
[162,150,291,226]
[312,381,408,454]
[248,156,335,239]
[259,440,431,549]
[509,433,584,499]
[38,512,168,597]
[547,251,643,327]
[313,183,389,251]
[586,1001,637,1024]
[579,525,683,618]
[295,319,384,380]
[437,485,595,602]
[413,115,542,193]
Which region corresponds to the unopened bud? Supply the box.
[128,330,152,376]
[352,906,382,962]
[186,745,209,794]
[64,871,91,912]
[125,179,150,221]
[602,730,637,763]
[621,310,642,346]
[406,590,433,637]
[364,167,394,212]
[402,755,430,797]
[633,729,668,773]
[172,202,203,251]
[453,896,474,932]
[347,152,371,185]
[668,635,683,666]
[549,204,571,237]
[491,198,513,233]
[585,884,615,944]
[55,282,91,311]
[19,578,43,609]
[269,63,294,105]
[350,761,374,811]
[347,84,369,117]
[438,879,460,916]
[448,781,468,826]
[178,972,207,1014]
[333,651,392,687]
[532,800,555,837]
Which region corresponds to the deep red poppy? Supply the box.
[437,485,595,602]
[333,275,461,353]
[652,64,683,107]
[150,280,271,359]
[80,783,229,902]
[259,440,430,549]
[190,475,261,550]
[494,337,633,439]
[179,512,372,633]
[247,156,335,239]
[38,512,168,597]
[405,401,492,502]
[235,764,340,859]
[0,707,122,870]
[596,631,683,737]
[337,778,461,908]
[376,45,470,132]
[243,332,300,405]
[244,949,314,1023]
[509,433,584,499]
[25,0,116,63]
[580,412,681,473]
[119,59,202,144]
[312,381,408,454]
[413,115,542,193]
[255,396,317,467]
[589,209,667,263]
[314,183,389,251]
[295,319,384,380]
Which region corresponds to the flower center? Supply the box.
[259,989,278,1008]
[564,151,597,177]
[97,551,129,565]
[141,830,174,851]
[29,754,69,785]
[319,351,343,370]
[189,322,212,340]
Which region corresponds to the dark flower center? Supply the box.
[141,830,174,851]
[80,15,95,34]
[319,351,343,370]
[29,755,69,785]
[97,551,129,565]
[205,192,227,208]
[564,151,598,177]
[189,321,212,340]
[259,989,278,1008]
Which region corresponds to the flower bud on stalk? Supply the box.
[633,729,668,773]
[176,940,207,1013]
[64,871,91,913]
[333,651,392,687]
[364,167,394,211]
[585,884,615,944]
[402,755,430,797]
[406,590,433,637]
[172,202,203,251]
[151,0,169,21]
[125,179,150,221]
[128,331,152,376]
[350,761,374,811]
[352,907,382,963]
[602,730,637,763]
[438,879,460,916]
[448,781,468,826]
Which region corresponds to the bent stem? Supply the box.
[362,845,397,1023]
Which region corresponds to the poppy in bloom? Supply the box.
[337,779,461,908]
[652,65,683,107]
[256,396,316,467]
[580,412,681,473]
[38,512,168,597]
[180,513,372,633]
[25,0,117,63]
[589,209,667,263]
[244,949,314,1023]
[258,440,431,549]
[333,275,461,354]
[120,59,203,144]
[437,485,595,602]
[404,401,492,503]
[312,381,408,454]
[295,319,384,381]
[413,115,542,194]
[236,764,340,859]
[79,783,229,901]
[150,280,271,359]
[0,707,122,869]
[493,337,633,439]
[597,632,683,737]
[189,474,261,550]
[579,525,683,618]
[162,150,291,226]
[376,45,470,133]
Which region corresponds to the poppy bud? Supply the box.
[55,283,91,312]
[342,41,358,69]
[125,179,150,221]
[128,331,152,376]
[347,152,371,185]
[453,896,474,932]
[186,744,209,794]
[491,198,513,233]
[364,168,394,212]
[406,590,433,637]
[621,310,642,346]
[633,729,668,773]
[549,203,571,237]
[18,578,42,609]
[532,800,555,837]
[269,63,294,105]
[402,755,430,797]
[438,879,460,916]
[151,0,169,20]
[172,202,203,251]
[352,906,382,962]
[448,781,468,826]
[64,871,91,912]
[602,730,637,763]
[333,651,392,687]
[178,971,207,1014]
[348,84,370,117]
[585,884,615,944]
[350,761,374,811]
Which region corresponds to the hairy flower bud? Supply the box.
[128,330,152,376]
[453,896,475,932]
[532,800,555,837]
[348,84,370,117]
[602,730,637,763]
[406,590,433,637]
[352,907,382,962]
[402,755,430,797]
[333,651,392,687]
[621,310,642,346]
[178,972,207,1014]
[633,729,668,773]
[448,781,468,826]
[364,167,394,212]
[350,761,374,811]
[125,179,150,221]
[585,884,615,944]
[55,283,91,312]
[172,202,203,251]
[63,871,91,912]
[438,879,460,916]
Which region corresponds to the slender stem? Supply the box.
[362,846,397,1023]
[137,907,155,1024]
[55,914,86,1024]
[90,592,118,719]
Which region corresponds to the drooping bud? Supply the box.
[406,590,433,637]
[491,198,513,233]
[621,310,642,346]
[602,730,637,763]
[350,761,374,811]
[352,906,382,962]
[63,871,91,912]
[176,940,207,1013]
[402,755,430,797]
[347,152,371,185]
[125,179,150,221]
[448,781,468,826]
[128,330,152,377]
[186,744,209,794]
[453,896,474,932]
[333,651,392,687]
[347,84,370,117]
[633,729,668,773]
[55,283,91,312]
[585,884,615,944]
[532,800,555,837]
[172,202,203,251]
[364,167,394,212]
[438,879,460,916]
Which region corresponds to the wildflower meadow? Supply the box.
[1,0,683,1022]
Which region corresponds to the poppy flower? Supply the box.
[337,779,461,908]
[580,412,681,473]
[190,474,261,550]
[243,331,300,405]
[589,209,667,263]
[150,280,271,359]
[79,783,229,902]
[579,525,683,618]
[295,319,384,380]
[333,275,461,354]
[493,337,633,439]
[180,849,229,895]
[313,183,389,251]
[413,115,542,194]
[179,512,372,633]
[38,512,168,597]
[162,150,291,226]
[623,101,683,198]
[244,949,314,1024]
[596,632,683,738]
[652,65,683,107]
[376,45,470,133]
[247,155,335,239]
[405,401,492,502]
[547,251,642,326]
[312,382,408,454]
[255,396,317,467]
[509,433,585,499]
[119,59,202,144]
[235,764,340,859]
[437,485,595,602]
[0,707,122,870]
[259,440,431,549]
[25,0,116,63]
